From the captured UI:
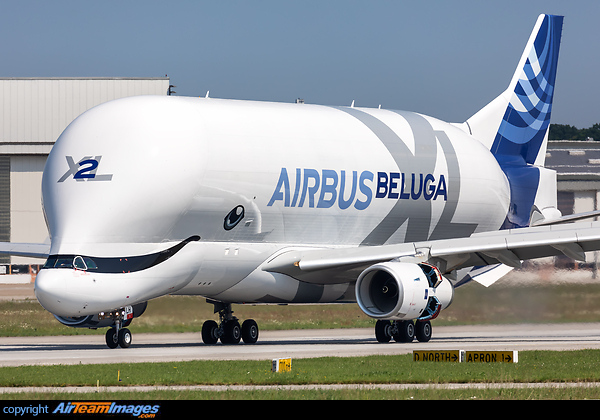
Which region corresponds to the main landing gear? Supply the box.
[201,300,259,345]
[375,319,432,343]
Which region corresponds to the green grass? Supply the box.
[3,282,600,337]
[2,350,600,399]
[4,282,600,399]
[6,386,600,400]
[2,350,598,387]
[0,297,377,337]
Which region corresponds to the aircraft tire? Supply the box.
[393,320,415,343]
[201,320,219,345]
[221,320,241,344]
[242,319,259,344]
[118,328,132,348]
[375,320,392,343]
[415,320,432,342]
[105,328,119,349]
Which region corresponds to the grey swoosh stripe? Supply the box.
[333,107,435,245]
[333,107,476,245]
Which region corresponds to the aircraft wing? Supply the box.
[0,242,50,259]
[427,221,599,269]
[263,220,600,285]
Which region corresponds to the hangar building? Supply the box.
[0,77,170,270]
[546,140,600,217]
[545,140,600,270]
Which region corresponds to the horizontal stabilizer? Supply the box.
[531,209,600,227]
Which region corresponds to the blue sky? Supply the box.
[1,1,599,128]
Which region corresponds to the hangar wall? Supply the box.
[0,77,170,266]
[546,140,600,272]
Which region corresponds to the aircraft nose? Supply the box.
[35,269,76,317]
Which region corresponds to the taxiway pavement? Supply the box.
[2,323,600,367]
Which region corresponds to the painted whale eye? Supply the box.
[224,205,245,230]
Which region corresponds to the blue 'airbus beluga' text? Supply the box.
[267,168,448,210]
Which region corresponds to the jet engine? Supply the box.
[355,262,453,320]
[53,302,148,329]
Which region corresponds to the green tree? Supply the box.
[548,123,600,141]
[548,123,582,140]
[581,123,600,141]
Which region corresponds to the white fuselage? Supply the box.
[35,95,510,317]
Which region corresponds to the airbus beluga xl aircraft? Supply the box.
[4,14,599,348]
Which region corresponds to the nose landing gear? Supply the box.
[201,300,259,345]
[103,307,133,349]
[105,326,132,349]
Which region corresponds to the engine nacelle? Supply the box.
[53,302,148,329]
[355,262,453,320]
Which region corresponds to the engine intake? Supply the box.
[356,262,453,320]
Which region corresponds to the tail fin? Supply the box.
[466,14,563,167]
[464,14,564,229]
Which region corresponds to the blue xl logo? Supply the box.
[57,156,113,182]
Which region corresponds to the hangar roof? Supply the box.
[546,140,600,180]
[0,77,169,154]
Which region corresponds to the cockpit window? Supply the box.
[49,256,76,269]
[84,257,98,270]
[42,235,199,274]
[68,256,98,271]
[73,256,87,270]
